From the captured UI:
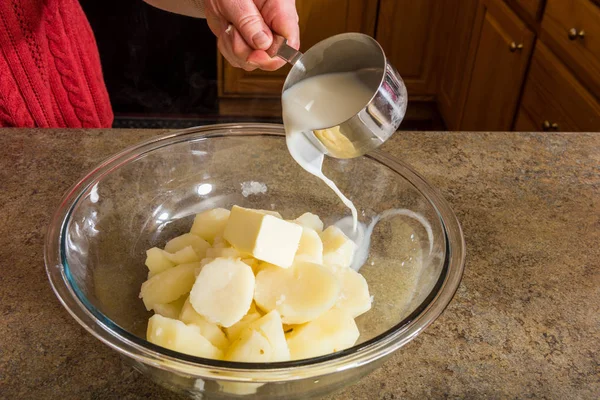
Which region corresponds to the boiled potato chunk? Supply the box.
[225,311,289,362]
[225,329,272,362]
[330,266,372,317]
[147,314,223,359]
[320,226,357,268]
[224,306,262,341]
[212,235,229,249]
[163,246,200,265]
[199,257,214,269]
[241,257,259,270]
[247,310,290,361]
[254,261,340,324]
[257,209,282,219]
[143,205,371,363]
[164,233,210,259]
[294,212,324,233]
[153,295,187,319]
[294,227,323,264]
[191,208,230,243]
[286,308,359,360]
[140,262,199,311]
[189,258,255,328]
[224,206,302,269]
[206,246,244,259]
[179,298,229,350]
[145,247,175,275]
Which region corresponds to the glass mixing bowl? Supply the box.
[45,123,465,399]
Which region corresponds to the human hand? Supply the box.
[204,0,300,71]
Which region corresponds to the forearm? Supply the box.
[143,0,205,18]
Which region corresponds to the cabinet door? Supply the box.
[514,42,600,132]
[375,0,444,98]
[437,0,479,129]
[459,0,535,131]
[541,0,600,99]
[219,0,377,98]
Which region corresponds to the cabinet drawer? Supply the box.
[514,42,600,131]
[459,0,535,131]
[541,0,600,98]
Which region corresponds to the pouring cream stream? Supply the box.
[282,71,375,232]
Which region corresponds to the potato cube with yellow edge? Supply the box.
[190,208,230,243]
[225,330,272,362]
[294,227,323,264]
[320,226,357,268]
[152,295,187,319]
[163,246,200,265]
[225,311,290,362]
[140,262,199,311]
[247,310,290,361]
[224,206,302,269]
[145,247,175,275]
[164,233,210,259]
[179,298,229,350]
[294,212,324,233]
[224,310,262,342]
[147,314,223,359]
[286,308,359,360]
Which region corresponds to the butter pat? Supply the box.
[224,206,302,269]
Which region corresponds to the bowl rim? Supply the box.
[44,123,465,382]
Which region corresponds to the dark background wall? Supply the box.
[81,0,218,118]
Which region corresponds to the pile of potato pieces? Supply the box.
[141,206,372,362]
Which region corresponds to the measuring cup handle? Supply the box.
[267,35,303,65]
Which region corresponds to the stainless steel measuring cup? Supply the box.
[268,33,408,159]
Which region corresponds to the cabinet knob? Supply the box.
[568,28,585,40]
[542,120,551,131]
[509,42,524,52]
[542,121,559,131]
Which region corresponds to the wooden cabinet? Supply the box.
[217,0,600,130]
[515,42,600,131]
[375,0,444,99]
[219,0,444,116]
[218,0,377,116]
[445,0,535,131]
[541,0,600,99]
[437,0,480,129]
[503,0,545,26]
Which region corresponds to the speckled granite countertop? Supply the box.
[0,129,598,399]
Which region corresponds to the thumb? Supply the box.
[222,0,273,50]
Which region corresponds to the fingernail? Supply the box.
[253,31,271,49]
[247,61,260,68]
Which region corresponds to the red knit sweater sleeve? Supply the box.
[0,0,113,128]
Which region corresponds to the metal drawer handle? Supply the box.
[509,42,524,52]
[568,28,585,40]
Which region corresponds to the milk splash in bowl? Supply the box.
[282,69,433,276]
